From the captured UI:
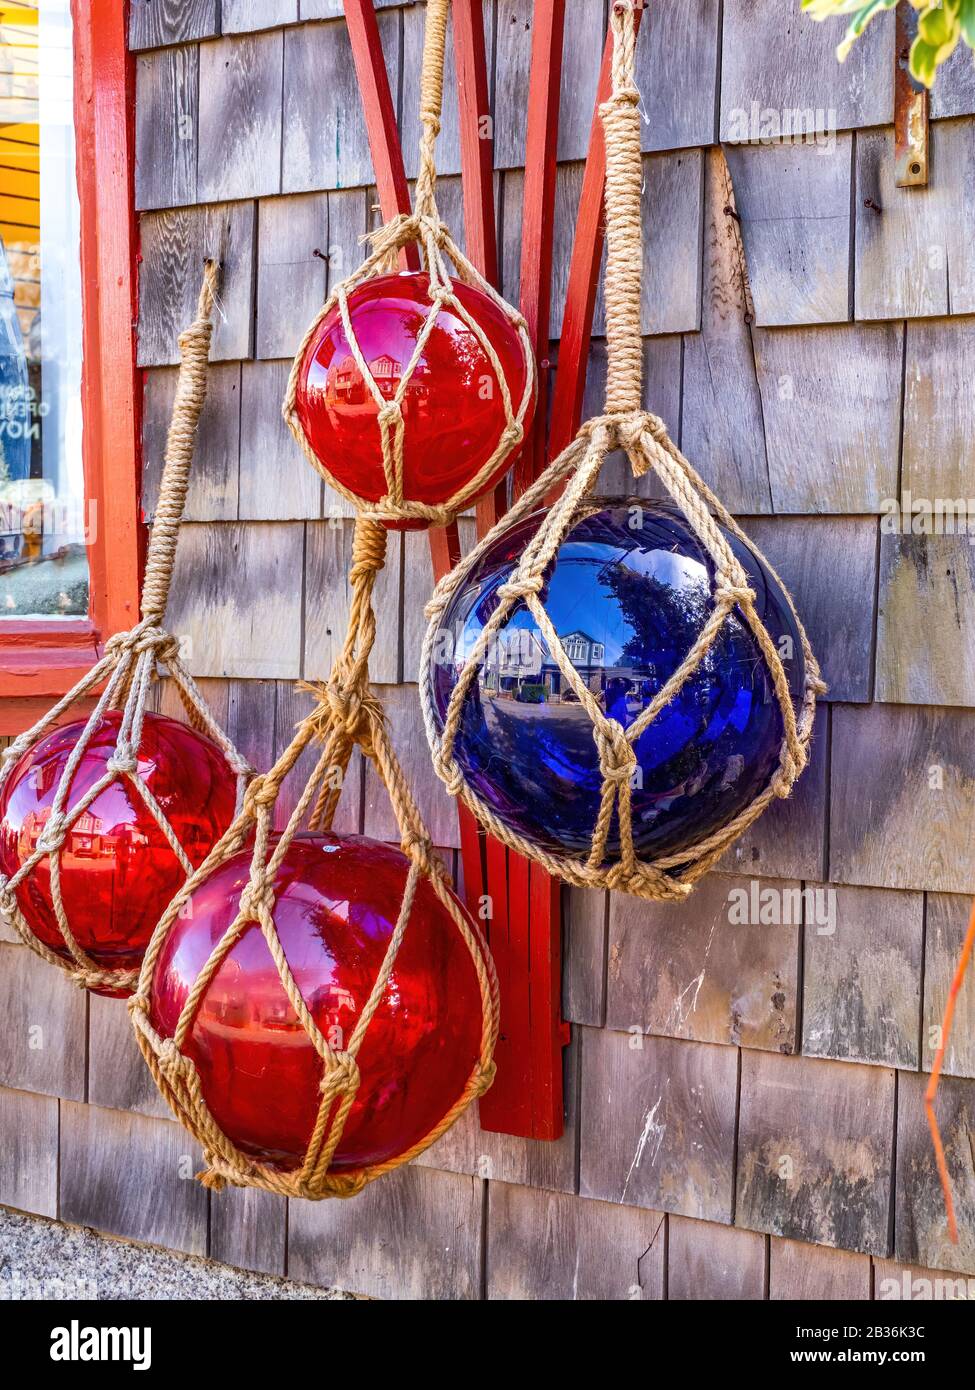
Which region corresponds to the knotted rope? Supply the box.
[0,261,253,992]
[131,6,500,1196]
[282,0,535,528]
[420,0,825,903]
[130,513,499,1200]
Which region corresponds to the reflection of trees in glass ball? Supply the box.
[430,500,805,862]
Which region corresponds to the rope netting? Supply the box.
[0,262,252,993]
[282,0,535,528]
[130,2,499,1199]
[420,0,826,904]
[130,517,499,1199]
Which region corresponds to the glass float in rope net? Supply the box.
[147,832,488,1173]
[292,271,535,531]
[426,498,810,873]
[0,711,238,995]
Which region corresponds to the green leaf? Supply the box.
[835,0,897,61]
[918,6,958,47]
[910,36,942,87]
[959,0,975,47]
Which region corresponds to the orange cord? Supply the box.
[925,896,975,1245]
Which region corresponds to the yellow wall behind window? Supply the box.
[0,1,39,345]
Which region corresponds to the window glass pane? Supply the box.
[0,1,87,619]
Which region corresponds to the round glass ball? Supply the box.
[149,833,487,1174]
[0,711,238,992]
[429,499,805,863]
[294,271,533,528]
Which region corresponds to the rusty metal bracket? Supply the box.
[894,2,929,187]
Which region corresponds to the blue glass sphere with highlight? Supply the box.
[430,500,805,862]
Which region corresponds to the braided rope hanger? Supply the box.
[129,4,500,1201]
[0,261,252,993]
[420,0,826,904]
[282,0,536,528]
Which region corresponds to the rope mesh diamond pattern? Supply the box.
[129,518,499,1200]
[130,2,500,1200]
[281,0,535,529]
[420,2,826,903]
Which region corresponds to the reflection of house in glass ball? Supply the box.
[294,271,533,517]
[430,500,806,863]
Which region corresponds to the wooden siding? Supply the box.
[0,1,973,1300]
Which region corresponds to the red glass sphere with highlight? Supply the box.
[148,833,487,1173]
[294,271,533,528]
[0,711,237,994]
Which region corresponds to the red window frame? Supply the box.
[0,0,141,733]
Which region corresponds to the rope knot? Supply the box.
[243,773,279,815]
[321,1050,360,1097]
[36,812,69,856]
[400,829,434,870]
[496,573,544,605]
[433,751,464,799]
[595,720,636,785]
[715,580,756,609]
[238,872,275,924]
[106,740,138,779]
[501,421,524,448]
[376,400,403,431]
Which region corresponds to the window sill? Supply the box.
[0,619,101,724]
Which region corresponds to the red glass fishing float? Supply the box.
[292,271,534,530]
[147,833,486,1172]
[0,711,237,994]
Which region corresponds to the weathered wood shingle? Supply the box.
[129,0,220,52]
[801,885,923,1070]
[725,137,853,327]
[720,0,892,139]
[59,1104,208,1256]
[895,1070,975,1276]
[486,1183,665,1300]
[0,944,87,1102]
[605,873,799,1054]
[287,1164,483,1299]
[139,202,257,365]
[135,44,199,210]
[855,120,975,321]
[282,16,399,193]
[736,1050,895,1255]
[830,703,975,894]
[579,1027,738,1221]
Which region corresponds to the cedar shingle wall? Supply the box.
[1,0,974,1299]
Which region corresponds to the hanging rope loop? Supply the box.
[599,0,645,417]
[413,0,450,219]
[282,2,535,530]
[141,259,220,625]
[0,259,254,994]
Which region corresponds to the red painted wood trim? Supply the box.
[344,0,421,275]
[549,3,644,461]
[0,0,142,704]
[478,0,568,1141]
[514,0,565,494]
[0,697,96,738]
[453,0,506,533]
[454,0,498,286]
